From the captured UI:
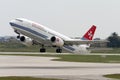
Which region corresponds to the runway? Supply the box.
[0,52,120,80]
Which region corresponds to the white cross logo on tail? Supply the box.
[88,31,93,39]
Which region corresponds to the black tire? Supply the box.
[17,35,20,39]
[40,48,46,53]
[56,48,62,53]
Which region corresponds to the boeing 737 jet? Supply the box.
[9,18,102,53]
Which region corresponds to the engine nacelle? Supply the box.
[51,36,64,47]
[20,36,33,46]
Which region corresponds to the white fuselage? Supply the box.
[10,18,90,54]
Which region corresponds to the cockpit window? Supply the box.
[15,19,23,22]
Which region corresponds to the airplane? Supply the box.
[9,18,104,53]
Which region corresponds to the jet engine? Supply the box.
[51,36,64,47]
[19,36,33,46]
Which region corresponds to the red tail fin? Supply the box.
[82,25,96,40]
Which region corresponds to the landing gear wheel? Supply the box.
[56,48,62,53]
[17,34,20,39]
[17,35,20,39]
[40,48,46,53]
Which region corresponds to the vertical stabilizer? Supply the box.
[82,25,96,40]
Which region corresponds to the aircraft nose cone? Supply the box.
[9,20,15,26]
[9,22,13,26]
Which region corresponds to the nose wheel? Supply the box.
[15,30,20,39]
[17,35,20,39]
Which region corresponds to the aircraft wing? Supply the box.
[64,39,108,45]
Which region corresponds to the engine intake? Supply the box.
[51,36,56,42]
[19,36,33,46]
[50,36,64,47]
[20,36,25,42]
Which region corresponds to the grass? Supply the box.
[54,55,120,63]
[0,42,39,52]
[0,76,62,80]
[0,42,120,53]
[46,54,120,63]
[104,74,120,79]
[0,53,120,63]
[0,42,56,52]
[0,42,120,63]
[91,48,120,53]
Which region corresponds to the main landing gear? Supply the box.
[39,45,62,53]
[40,45,46,53]
[56,48,62,53]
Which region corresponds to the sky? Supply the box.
[0,0,120,39]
